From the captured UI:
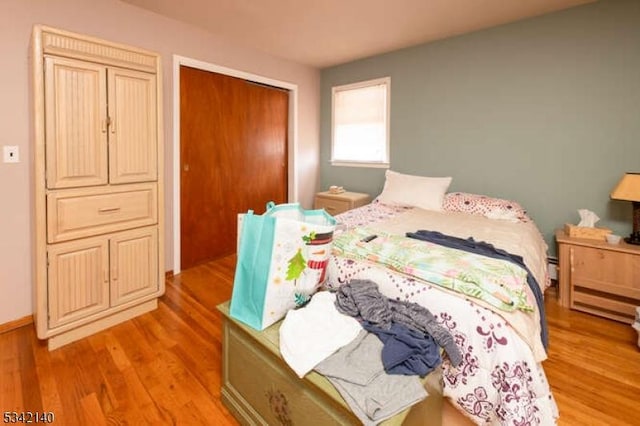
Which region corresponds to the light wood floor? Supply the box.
[1,255,639,425]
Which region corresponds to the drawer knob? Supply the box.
[98,207,121,214]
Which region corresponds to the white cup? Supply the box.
[606,234,621,244]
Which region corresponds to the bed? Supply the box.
[322,172,557,425]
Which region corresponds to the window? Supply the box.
[331,77,390,167]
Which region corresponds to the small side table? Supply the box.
[556,229,640,323]
[313,191,371,215]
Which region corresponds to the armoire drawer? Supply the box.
[47,183,157,243]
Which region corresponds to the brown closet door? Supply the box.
[180,66,288,269]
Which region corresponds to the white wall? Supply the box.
[0,0,320,325]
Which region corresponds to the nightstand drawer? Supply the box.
[314,191,370,215]
[315,197,351,215]
[571,246,640,287]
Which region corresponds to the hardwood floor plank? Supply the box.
[16,327,43,413]
[47,349,89,424]
[120,367,169,424]
[161,279,224,345]
[543,287,640,426]
[30,333,65,419]
[96,330,134,372]
[79,392,108,426]
[170,338,223,395]
[87,334,134,417]
[0,331,22,412]
[130,310,179,351]
[552,391,636,426]
[1,256,639,425]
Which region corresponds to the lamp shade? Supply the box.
[610,173,640,202]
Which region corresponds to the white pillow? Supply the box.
[377,170,452,211]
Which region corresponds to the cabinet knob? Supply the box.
[183,164,190,172]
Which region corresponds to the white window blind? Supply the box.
[331,77,390,167]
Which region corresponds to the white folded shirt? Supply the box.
[279,291,362,378]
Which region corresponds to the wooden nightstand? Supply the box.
[556,229,640,323]
[314,191,371,215]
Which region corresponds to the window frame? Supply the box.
[330,77,390,168]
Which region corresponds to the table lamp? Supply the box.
[610,172,640,245]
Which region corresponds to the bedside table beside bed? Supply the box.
[556,229,640,323]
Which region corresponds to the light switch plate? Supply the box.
[3,146,19,163]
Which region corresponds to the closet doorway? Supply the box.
[179,65,289,270]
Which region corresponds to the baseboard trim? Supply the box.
[0,315,33,335]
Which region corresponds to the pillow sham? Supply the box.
[443,192,530,223]
[376,170,452,211]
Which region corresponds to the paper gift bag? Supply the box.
[230,202,336,330]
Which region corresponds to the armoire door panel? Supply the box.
[110,227,158,307]
[108,68,157,184]
[47,237,110,328]
[44,56,108,189]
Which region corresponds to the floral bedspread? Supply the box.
[325,202,558,425]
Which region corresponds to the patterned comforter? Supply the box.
[324,202,558,425]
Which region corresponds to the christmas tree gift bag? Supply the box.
[230,202,336,330]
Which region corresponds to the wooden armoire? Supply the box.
[31,26,164,350]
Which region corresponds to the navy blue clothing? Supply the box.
[362,321,442,377]
[405,230,548,350]
[335,280,463,366]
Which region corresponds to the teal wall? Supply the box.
[319,0,640,256]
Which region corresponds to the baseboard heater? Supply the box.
[547,256,558,281]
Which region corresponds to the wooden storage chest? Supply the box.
[218,302,443,426]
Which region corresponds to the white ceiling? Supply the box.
[121,0,594,68]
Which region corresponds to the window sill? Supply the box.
[330,160,389,169]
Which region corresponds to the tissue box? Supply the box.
[564,224,612,241]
